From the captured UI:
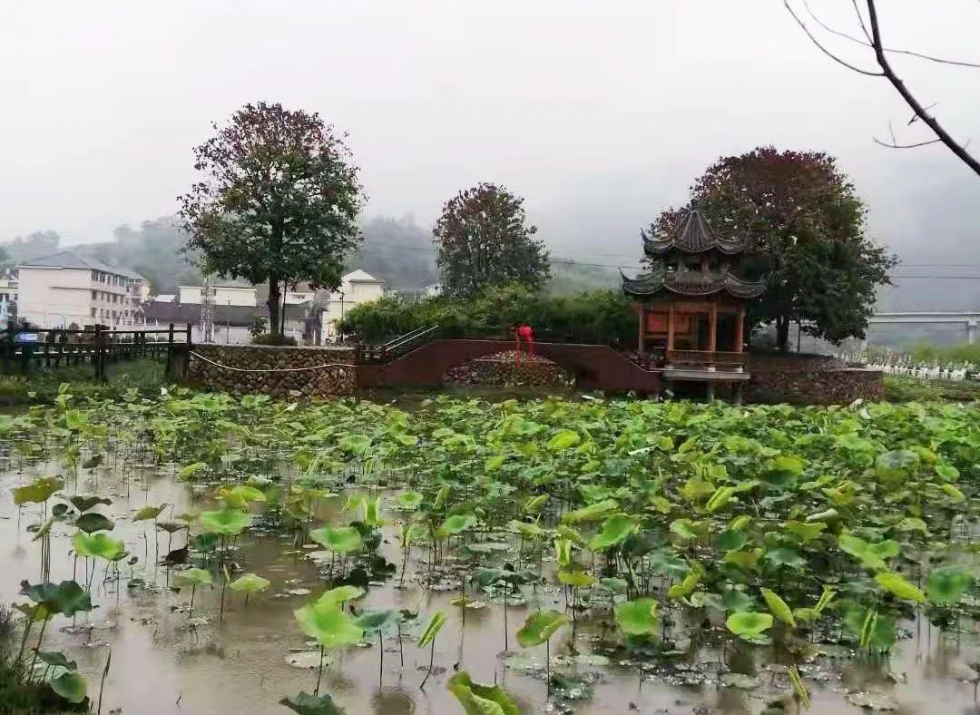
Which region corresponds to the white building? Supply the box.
[178,284,257,307]
[18,251,147,329]
[321,269,385,340]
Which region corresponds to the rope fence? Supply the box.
[189,351,353,374]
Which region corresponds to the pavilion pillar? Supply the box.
[708,302,718,354]
[638,304,647,358]
[734,307,745,353]
[667,304,675,354]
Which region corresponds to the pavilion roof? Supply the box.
[621,264,765,299]
[641,208,748,256]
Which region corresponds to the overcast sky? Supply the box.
[1,0,978,265]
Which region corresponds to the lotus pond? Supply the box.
[3,387,980,714]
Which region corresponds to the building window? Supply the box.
[91,290,97,301]
[90,307,96,318]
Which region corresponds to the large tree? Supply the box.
[433,183,550,298]
[651,147,896,351]
[178,102,364,336]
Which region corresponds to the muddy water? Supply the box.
[2,462,980,715]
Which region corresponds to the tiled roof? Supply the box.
[19,251,144,280]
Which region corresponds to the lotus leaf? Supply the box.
[926,566,973,605]
[418,610,447,647]
[295,601,363,648]
[229,573,271,595]
[50,671,87,703]
[73,532,125,561]
[558,568,596,588]
[447,671,521,715]
[838,533,900,570]
[74,512,115,534]
[13,477,64,505]
[133,504,167,522]
[562,499,618,524]
[279,692,346,715]
[67,495,111,512]
[614,598,660,636]
[589,514,638,551]
[317,585,365,606]
[200,507,251,536]
[726,611,774,639]
[37,651,77,671]
[353,608,401,634]
[760,588,795,626]
[176,568,213,588]
[310,526,363,554]
[437,514,477,538]
[517,610,569,647]
[20,580,92,617]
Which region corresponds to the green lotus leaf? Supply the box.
[295,601,363,648]
[50,671,87,704]
[200,507,251,536]
[722,588,755,612]
[875,571,925,603]
[437,514,478,538]
[81,453,104,470]
[589,514,638,551]
[279,692,345,715]
[935,463,959,481]
[353,608,401,634]
[74,512,115,534]
[670,518,707,541]
[523,494,548,514]
[19,580,93,617]
[37,650,77,671]
[395,491,424,510]
[216,485,266,509]
[508,520,549,540]
[72,532,125,561]
[155,521,185,534]
[363,497,383,527]
[447,671,521,715]
[547,429,581,452]
[177,461,207,480]
[310,526,363,554]
[784,521,826,543]
[562,499,619,524]
[600,577,629,594]
[760,588,795,626]
[557,568,596,588]
[838,533,900,571]
[229,573,271,595]
[926,566,973,605]
[680,476,716,503]
[516,610,569,647]
[31,517,55,543]
[896,517,928,535]
[176,568,213,588]
[418,610,448,647]
[13,477,64,505]
[317,585,365,607]
[706,486,736,513]
[614,598,660,636]
[67,495,112,512]
[726,611,774,639]
[764,548,806,569]
[713,529,747,552]
[133,504,167,522]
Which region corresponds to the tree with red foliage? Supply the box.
[179,102,364,337]
[651,147,896,351]
[433,183,550,298]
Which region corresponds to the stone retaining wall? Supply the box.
[445,352,573,387]
[186,344,356,398]
[744,353,883,404]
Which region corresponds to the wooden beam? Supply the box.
[667,304,675,352]
[638,305,646,358]
[708,302,718,353]
[734,308,745,353]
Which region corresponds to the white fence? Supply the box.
[837,353,977,382]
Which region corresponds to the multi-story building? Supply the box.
[177,284,257,307]
[322,270,385,340]
[17,251,147,328]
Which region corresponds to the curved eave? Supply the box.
[641,209,749,256]
[622,270,766,299]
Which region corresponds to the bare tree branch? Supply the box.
[865,0,980,176]
[802,0,980,68]
[784,0,884,76]
[850,0,873,42]
[873,136,942,149]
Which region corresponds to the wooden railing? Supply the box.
[0,323,191,380]
[666,349,747,371]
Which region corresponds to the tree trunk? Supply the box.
[776,315,790,353]
[267,278,281,337]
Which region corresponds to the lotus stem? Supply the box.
[315,645,325,695]
[420,636,436,690]
[97,650,112,715]
[15,619,33,666]
[28,618,49,683]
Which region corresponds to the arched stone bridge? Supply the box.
[356,339,662,393]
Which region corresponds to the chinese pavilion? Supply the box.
[622,207,765,384]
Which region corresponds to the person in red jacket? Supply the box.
[514,322,534,366]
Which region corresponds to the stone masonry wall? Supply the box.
[185,344,356,398]
[744,353,883,404]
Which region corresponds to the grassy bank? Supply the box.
[0,360,167,404]
[884,374,980,403]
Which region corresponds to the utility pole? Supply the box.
[200,275,215,344]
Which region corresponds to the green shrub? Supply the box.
[338,284,638,346]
